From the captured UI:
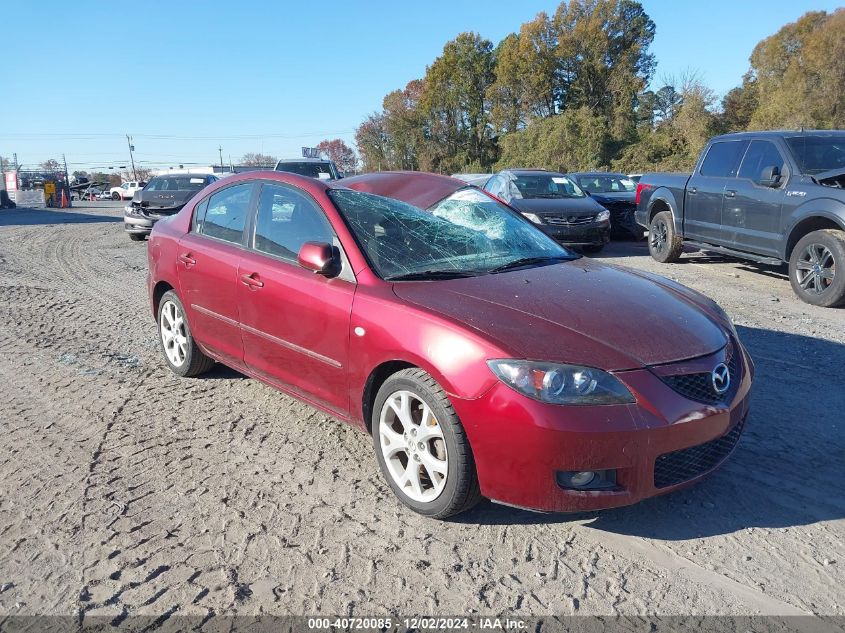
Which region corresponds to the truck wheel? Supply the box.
[648,211,683,263]
[111,192,121,201]
[789,229,845,308]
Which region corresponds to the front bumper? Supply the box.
[535,221,610,246]
[124,207,176,234]
[451,340,753,513]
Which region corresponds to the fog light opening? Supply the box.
[556,469,618,491]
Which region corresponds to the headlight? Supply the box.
[521,212,543,224]
[596,209,610,222]
[124,205,135,214]
[487,360,635,405]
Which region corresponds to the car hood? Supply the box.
[392,259,728,371]
[508,196,605,216]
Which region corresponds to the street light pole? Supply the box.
[218,145,224,173]
[126,134,137,181]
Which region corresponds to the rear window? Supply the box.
[146,176,211,192]
[699,141,749,178]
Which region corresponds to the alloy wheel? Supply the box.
[160,300,188,367]
[378,390,448,503]
[650,220,668,254]
[794,243,835,295]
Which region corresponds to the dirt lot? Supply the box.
[0,202,843,621]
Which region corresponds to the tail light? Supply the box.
[635,183,645,205]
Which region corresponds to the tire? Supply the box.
[581,244,604,254]
[648,210,683,263]
[111,192,121,200]
[788,229,845,308]
[372,368,482,519]
[129,233,146,242]
[157,290,215,377]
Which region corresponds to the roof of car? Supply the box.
[569,172,628,178]
[338,171,467,209]
[502,168,565,177]
[710,130,845,141]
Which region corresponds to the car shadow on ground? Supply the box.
[454,325,845,539]
[0,206,121,226]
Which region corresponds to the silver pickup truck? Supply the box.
[635,130,845,307]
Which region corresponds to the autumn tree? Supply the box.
[316,138,358,174]
[41,158,61,171]
[742,9,845,129]
[355,113,390,171]
[240,153,278,167]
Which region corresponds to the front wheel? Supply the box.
[648,210,683,263]
[157,291,215,377]
[789,229,845,307]
[129,233,146,242]
[372,369,481,519]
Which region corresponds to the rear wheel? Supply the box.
[111,192,121,200]
[157,291,215,377]
[648,210,683,263]
[789,229,845,307]
[372,368,481,519]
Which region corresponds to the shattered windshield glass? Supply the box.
[328,187,574,280]
[511,174,586,199]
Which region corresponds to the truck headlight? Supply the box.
[487,360,635,405]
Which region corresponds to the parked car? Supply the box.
[482,169,610,252]
[148,170,752,518]
[96,190,114,200]
[636,130,845,307]
[274,157,341,181]
[124,174,217,241]
[110,181,147,200]
[569,172,643,239]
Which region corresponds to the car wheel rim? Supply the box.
[378,390,448,503]
[650,220,668,253]
[160,300,188,367]
[795,243,835,295]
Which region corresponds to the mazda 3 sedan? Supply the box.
[147,170,753,518]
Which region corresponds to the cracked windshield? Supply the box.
[329,187,574,280]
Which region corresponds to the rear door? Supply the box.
[684,140,748,243]
[176,181,257,368]
[722,139,787,256]
[237,181,356,415]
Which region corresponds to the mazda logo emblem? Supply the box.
[711,363,731,394]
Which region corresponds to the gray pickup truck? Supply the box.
[636,130,845,307]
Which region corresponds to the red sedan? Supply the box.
[147,170,753,518]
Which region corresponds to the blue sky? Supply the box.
[0,0,839,172]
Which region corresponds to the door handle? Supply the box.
[725,190,736,198]
[178,253,196,266]
[689,187,697,194]
[240,272,264,289]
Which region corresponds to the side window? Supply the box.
[738,140,785,184]
[198,183,252,244]
[699,141,749,178]
[253,183,334,261]
[484,176,500,195]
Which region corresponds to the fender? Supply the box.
[646,186,683,234]
[781,195,845,260]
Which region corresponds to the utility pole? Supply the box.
[126,135,137,181]
[218,145,224,173]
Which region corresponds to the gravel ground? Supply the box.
[0,202,843,621]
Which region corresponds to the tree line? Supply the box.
[354,2,845,175]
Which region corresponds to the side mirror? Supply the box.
[297,241,339,277]
[759,165,781,187]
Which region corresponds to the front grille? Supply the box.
[660,343,739,405]
[654,417,745,488]
[545,215,595,226]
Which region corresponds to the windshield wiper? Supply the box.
[487,255,574,274]
[386,269,479,281]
